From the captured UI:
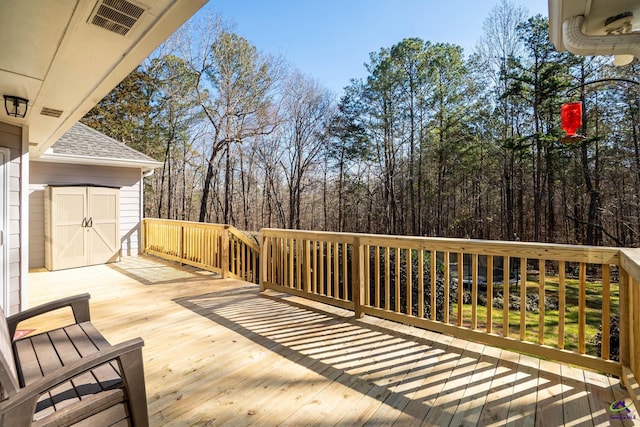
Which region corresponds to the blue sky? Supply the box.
[203,1,549,95]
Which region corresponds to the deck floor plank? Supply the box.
[536,359,565,426]
[22,256,637,427]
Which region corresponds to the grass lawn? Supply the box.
[452,274,619,357]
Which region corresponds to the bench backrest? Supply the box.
[0,308,18,399]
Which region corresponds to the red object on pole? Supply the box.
[561,102,582,136]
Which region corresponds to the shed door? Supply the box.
[87,187,119,265]
[51,187,88,270]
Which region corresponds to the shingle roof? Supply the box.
[51,122,159,164]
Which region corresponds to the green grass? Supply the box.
[451,275,619,357]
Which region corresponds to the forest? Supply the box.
[81,1,640,247]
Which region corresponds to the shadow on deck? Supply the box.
[174,285,633,426]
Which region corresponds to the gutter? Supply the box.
[563,15,640,59]
[33,152,162,172]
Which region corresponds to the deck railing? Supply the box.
[260,228,624,375]
[142,221,639,406]
[142,219,259,284]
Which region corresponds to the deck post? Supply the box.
[620,269,630,367]
[352,237,365,318]
[179,223,185,265]
[259,230,267,292]
[141,219,147,254]
[221,226,229,279]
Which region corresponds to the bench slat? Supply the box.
[45,328,101,405]
[78,323,111,350]
[64,324,121,391]
[30,332,82,413]
[14,337,43,386]
[78,322,122,376]
[14,336,57,418]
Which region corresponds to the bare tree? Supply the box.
[280,72,333,229]
[475,0,526,240]
[171,13,282,223]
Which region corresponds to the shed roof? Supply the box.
[34,122,162,171]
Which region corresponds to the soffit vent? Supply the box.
[40,107,64,118]
[88,0,146,36]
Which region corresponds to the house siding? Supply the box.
[29,162,142,268]
[0,122,23,315]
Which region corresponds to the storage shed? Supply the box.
[29,122,162,270]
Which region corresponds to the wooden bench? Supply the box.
[0,294,148,426]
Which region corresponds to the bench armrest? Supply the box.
[0,337,145,425]
[6,294,91,338]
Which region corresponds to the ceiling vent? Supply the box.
[40,107,64,118]
[88,0,146,36]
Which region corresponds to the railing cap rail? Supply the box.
[260,228,621,265]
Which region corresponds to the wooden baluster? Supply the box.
[628,275,637,375]
[578,262,587,354]
[539,259,545,345]
[487,256,493,334]
[325,241,330,296]
[319,241,325,296]
[471,253,478,330]
[457,252,464,327]
[430,251,436,321]
[303,239,311,293]
[374,246,380,308]
[259,232,267,292]
[519,257,527,341]
[220,227,229,279]
[335,241,340,298]
[343,242,348,300]
[363,244,370,305]
[395,248,401,313]
[418,249,424,319]
[444,252,450,324]
[407,248,412,316]
[312,241,317,294]
[353,237,364,318]
[602,264,610,360]
[385,247,390,311]
[558,260,565,349]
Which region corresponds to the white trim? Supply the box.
[20,126,29,311]
[33,153,162,171]
[139,169,144,255]
[0,147,10,314]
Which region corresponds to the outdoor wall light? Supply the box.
[3,95,29,118]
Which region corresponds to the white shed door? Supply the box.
[52,187,88,270]
[87,187,120,265]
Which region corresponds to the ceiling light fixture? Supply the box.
[3,95,29,118]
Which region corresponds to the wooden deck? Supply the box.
[26,256,637,426]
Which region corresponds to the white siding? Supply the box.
[0,122,23,314]
[29,162,143,268]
